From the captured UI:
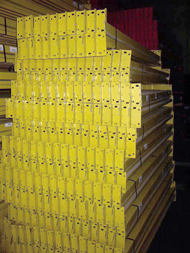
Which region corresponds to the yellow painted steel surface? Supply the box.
[137,185,175,253]
[0,81,11,89]
[0,0,91,19]
[0,9,175,253]
[0,44,17,64]
[0,16,15,227]
[0,72,16,80]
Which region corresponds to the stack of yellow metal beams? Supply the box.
[0,52,15,252]
[0,17,17,67]
[0,20,16,158]
[0,0,91,247]
[0,15,17,67]
[0,9,175,253]
[0,200,8,251]
[0,0,91,152]
[0,0,91,20]
[0,15,17,246]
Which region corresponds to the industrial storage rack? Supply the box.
[0,0,91,240]
[0,9,175,253]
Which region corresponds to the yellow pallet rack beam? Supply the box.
[125,163,173,236]
[0,71,16,80]
[125,176,174,252]
[0,9,175,253]
[106,23,160,65]
[137,186,175,253]
[12,10,159,66]
[0,177,174,252]
[0,0,91,19]
[0,201,8,219]
[0,81,11,89]
[0,119,12,133]
[137,107,172,143]
[0,44,17,64]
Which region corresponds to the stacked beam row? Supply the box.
[0,9,175,253]
[0,15,17,161]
